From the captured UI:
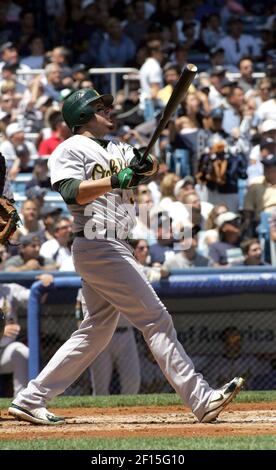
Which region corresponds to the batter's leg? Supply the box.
[73,238,213,420]
[13,284,120,409]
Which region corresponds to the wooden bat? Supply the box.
[140,64,198,163]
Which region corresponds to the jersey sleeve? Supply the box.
[49,148,86,186]
[54,178,81,204]
[120,143,136,165]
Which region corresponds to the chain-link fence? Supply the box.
[170,306,276,391]
[1,272,276,397]
[31,291,276,395]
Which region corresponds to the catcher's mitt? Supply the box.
[0,196,21,245]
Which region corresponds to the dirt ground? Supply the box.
[1,402,276,440]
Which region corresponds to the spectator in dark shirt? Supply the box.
[124,1,151,48]
[9,143,33,180]
[26,159,51,190]
[208,211,244,266]
[40,205,63,241]
[4,234,57,272]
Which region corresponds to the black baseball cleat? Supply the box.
[8,403,65,425]
[200,377,245,423]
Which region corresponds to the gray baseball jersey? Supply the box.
[49,136,136,237]
[13,135,215,419]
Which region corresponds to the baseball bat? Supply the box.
[140,63,198,163]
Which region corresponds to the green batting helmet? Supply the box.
[62,88,114,132]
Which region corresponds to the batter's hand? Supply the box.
[130,148,159,178]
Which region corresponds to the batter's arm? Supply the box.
[56,167,142,205]
[55,177,112,205]
[76,178,112,205]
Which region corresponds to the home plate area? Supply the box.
[1,403,276,440]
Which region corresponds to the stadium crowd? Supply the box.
[0,0,276,271]
[0,0,276,397]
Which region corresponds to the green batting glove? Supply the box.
[111,167,139,190]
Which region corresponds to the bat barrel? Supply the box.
[186,64,198,73]
[141,64,198,162]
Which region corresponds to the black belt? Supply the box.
[73,231,85,237]
[73,231,131,243]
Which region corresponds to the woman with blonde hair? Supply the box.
[205,204,229,231]
[159,172,180,206]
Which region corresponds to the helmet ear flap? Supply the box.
[79,105,94,124]
[71,105,94,133]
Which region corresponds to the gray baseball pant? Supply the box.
[14,238,213,420]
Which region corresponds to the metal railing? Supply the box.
[15,67,266,98]
[88,67,140,97]
[16,67,140,97]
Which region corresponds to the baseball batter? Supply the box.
[9,88,244,425]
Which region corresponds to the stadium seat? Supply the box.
[11,174,33,195]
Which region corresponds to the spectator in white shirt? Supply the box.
[255,96,276,123]
[131,190,156,244]
[139,40,164,111]
[0,122,38,169]
[39,216,72,269]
